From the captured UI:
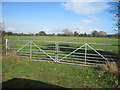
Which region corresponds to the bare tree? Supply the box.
[108,1,120,31]
[98,31,107,37]
[91,30,99,37]
[62,29,73,36]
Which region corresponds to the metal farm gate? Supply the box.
[6,39,118,66]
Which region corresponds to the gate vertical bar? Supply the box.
[6,39,8,55]
[55,41,58,62]
[85,43,87,65]
[30,41,32,59]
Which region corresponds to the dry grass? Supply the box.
[103,59,118,76]
[96,59,119,87]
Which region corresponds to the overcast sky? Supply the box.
[2,1,118,34]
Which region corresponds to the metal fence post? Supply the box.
[85,43,87,65]
[55,41,58,62]
[30,41,32,59]
[6,39,8,55]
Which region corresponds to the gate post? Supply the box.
[30,41,32,59]
[55,41,58,62]
[6,39,8,55]
[85,43,87,65]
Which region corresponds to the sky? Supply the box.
[2,1,118,34]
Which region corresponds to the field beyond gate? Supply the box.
[6,36,119,66]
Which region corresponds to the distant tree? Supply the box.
[87,34,91,37]
[7,32,13,36]
[84,33,87,37]
[79,33,83,37]
[74,31,79,36]
[30,33,34,36]
[91,30,99,37]
[57,33,62,36]
[13,33,18,36]
[21,32,23,35]
[52,33,55,36]
[98,31,107,37]
[38,31,46,36]
[62,29,73,36]
[35,33,39,36]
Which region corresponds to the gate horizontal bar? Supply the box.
[31,54,55,57]
[32,52,55,54]
[59,46,118,52]
[56,62,92,67]
[58,53,117,58]
[32,59,54,63]
[13,50,118,58]
[58,55,104,60]
[31,57,52,60]
[61,60,101,65]
[16,53,30,56]
[19,56,29,58]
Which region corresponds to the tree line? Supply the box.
[0,29,118,38]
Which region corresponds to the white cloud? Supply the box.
[3,18,110,34]
[6,27,16,31]
[3,19,61,34]
[3,19,43,33]
[82,19,93,23]
[62,0,110,15]
[88,16,101,22]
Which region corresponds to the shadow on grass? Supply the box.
[2,78,68,88]
[57,44,118,61]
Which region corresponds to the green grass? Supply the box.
[6,36,118,50]
[2,53,118,88]
[6,36,118,44]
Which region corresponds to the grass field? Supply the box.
[6,36,118,50]
[2,53,118,88]
[6,36,118,45]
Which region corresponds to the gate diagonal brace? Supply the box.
[16,41,30,53]
[58,43,108,62]
[32,42,55,61]
[58,44,85,62]
[87,44,108,61]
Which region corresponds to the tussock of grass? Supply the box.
[104,60,118,75]
[2,53,118,88]
[95,59,118,75]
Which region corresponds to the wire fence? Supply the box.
[6,39,119,66]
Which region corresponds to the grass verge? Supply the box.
[2,52,118,88]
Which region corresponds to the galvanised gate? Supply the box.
[6,39,118,66]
